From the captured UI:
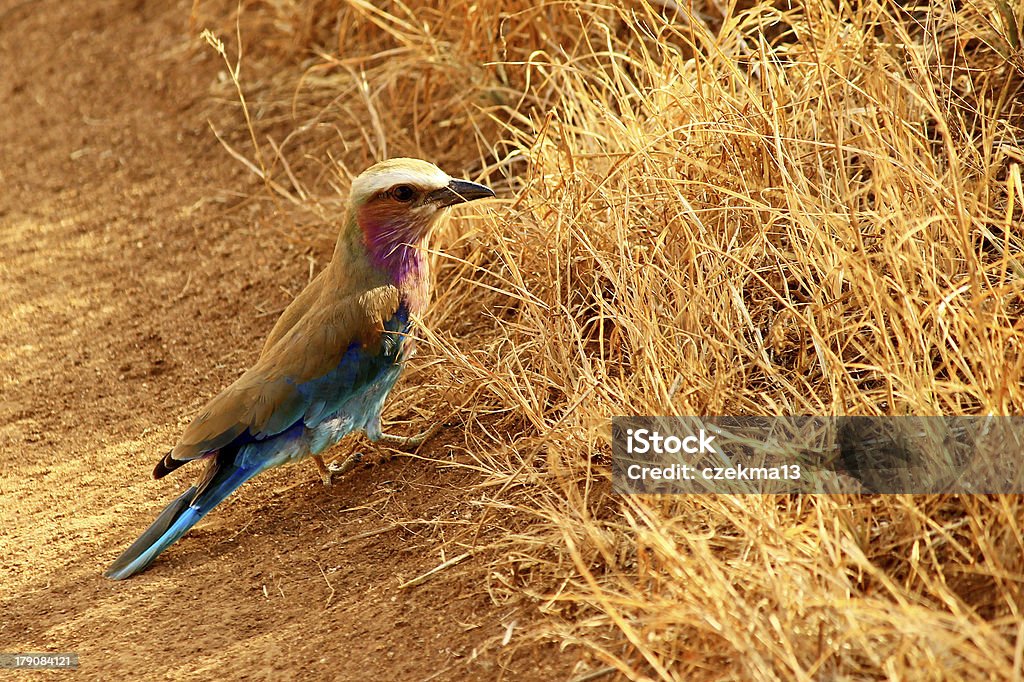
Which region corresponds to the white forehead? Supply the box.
[350,158,451,202]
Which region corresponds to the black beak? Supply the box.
[427,179,495,208]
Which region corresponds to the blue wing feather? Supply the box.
[298,304,410,428]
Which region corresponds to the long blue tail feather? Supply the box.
[104,463,263,580]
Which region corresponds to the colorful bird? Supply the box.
[104,158,494,580]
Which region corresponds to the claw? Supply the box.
[378,423,443,450]
[312,452,363,485]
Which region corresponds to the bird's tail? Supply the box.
[104,461,263,580]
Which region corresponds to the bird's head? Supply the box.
[349,158,494,283]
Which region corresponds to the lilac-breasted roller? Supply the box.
[104,158,494,580]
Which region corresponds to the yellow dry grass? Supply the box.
[193,0,1024,678]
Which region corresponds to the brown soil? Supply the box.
[0,2,578,679]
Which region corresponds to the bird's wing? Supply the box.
[166,284,403,465]
[259,268,327,358]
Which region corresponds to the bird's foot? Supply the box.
[312,452,363,486]
[378,423,443,451]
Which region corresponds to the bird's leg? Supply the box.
[377,422,443,450]
[312,455,333,486]
[312,452,363,486]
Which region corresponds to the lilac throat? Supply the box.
[361,217,426,285]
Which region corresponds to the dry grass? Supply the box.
[191,0,1024,678]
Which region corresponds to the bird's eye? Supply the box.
[391,185,417,202]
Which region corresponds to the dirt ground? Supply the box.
[0,1,580,679]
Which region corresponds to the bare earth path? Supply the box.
[0,1,572,679]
